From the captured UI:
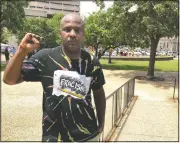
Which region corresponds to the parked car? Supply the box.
[1,43,13,54]
[145,52,150,56]
[158,51,166,56]
[167,51,173,56]
[134,51,141,56]
[172,51,178,57]
[104,51,109,56]
[141,50,146,55]
[112,51,117,56]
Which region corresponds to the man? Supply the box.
[3,13,106,142]
[9,47,16,58]
[4,46,10,65]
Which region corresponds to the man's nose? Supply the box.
[69,29,76,38]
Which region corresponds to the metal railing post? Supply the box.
[102,77,137,141]
[112,93,114,128]
[173,77,176,99]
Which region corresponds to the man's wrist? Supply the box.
[17,46,28,56]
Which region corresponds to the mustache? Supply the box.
[67,40,78,43]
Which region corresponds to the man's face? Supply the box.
[60,16,84,53]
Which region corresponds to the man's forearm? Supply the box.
[3,47,27,85]
[93,87,106,129]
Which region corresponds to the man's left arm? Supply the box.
[93,87,106,132]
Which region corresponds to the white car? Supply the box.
[146,52,150,56]
[1,43,9,54]
[134,51,141,56]
[167,51,173,56]
[158,51,166,56]
[112,51,117,56]
[104,51,109,56]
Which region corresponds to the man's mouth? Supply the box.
[68,41,77,45]
[69,43,75,45]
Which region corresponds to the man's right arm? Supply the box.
[3,33,40,85]
[3,48,27,85]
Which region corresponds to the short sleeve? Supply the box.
[91,57,106,90]
[21,49,48,82]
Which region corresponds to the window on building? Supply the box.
[50,1,62,5]
[63,3,74,6]
[63,9,74,12]
[37,6,43,8]
[50,8,62,11]
[36,0,49,3]
[47,14,53,18]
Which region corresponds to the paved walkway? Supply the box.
[1,65,178,141]
[110,76,178,141]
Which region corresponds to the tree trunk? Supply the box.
[108,48,112,64]
[98,47,110,59]
[95,47,98,57]
[108,55,112,63]
[147,37,160,79]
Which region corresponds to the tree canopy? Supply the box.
[91,0,178,78]
[1,0,28,34]
[17,13,64,49]
[112,1,178,78]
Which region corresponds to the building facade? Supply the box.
[157,36,179,53]
[24,0,80,18]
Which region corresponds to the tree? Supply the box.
[17,13,64,49]
[17,18,58,50]
[1,0,28,34]
[1,27,12,44]
[84,11,104,57]
[112,1,178,79]
[47,13,64,45]
[84,9,122,60]
[94,0,105,9]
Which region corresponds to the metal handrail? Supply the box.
[99,77,136,141]
[106,77,136,100]
[97,75,177,141]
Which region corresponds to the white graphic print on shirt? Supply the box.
[52,70,91,99]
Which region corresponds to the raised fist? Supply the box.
[19,33,41,54]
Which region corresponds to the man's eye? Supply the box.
[64,28,80,33]
[75,29,80,33]
[64,28,71,32]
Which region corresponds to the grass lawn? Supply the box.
[1,64,6,71]
[1,59,178,72]
[100,59,178,72]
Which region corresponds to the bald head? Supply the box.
[60,13,85,54]
[60,13,84,30]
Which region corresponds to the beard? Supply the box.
[63,41,81,53]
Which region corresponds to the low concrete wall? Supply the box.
[101,56,174,61]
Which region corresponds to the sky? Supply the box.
[80,1,114,17]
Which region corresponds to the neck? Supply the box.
[62,47,81,59]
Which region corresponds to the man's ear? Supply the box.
[59,30,62,38]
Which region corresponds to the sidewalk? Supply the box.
[110,79,178,142]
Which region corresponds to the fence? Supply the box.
[98,77,136,141]
[96,75,177,141]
